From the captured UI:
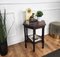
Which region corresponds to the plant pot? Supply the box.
[0,39,8,56]
[37,17,42,21]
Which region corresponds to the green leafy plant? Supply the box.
[0,10,7,43]
[0,10,8,56]
[36,11,43,17]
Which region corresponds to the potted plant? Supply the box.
[36,11,43,21]
[0,10,8,56]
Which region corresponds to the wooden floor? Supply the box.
[0,35,60,57]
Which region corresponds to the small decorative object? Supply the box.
[29,13,34,19]
[25,20,29,25]
[36,11,43,21]
[29,13,38,23]
[25,8,32,21]
[29,13,34,22]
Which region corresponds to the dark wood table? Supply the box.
[23,20,46,52]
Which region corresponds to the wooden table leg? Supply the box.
[24,26,28,48]
[33,29,35,52]
[42,27,44,48]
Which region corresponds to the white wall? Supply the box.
[0,0,60,3]
[0,0,60,46]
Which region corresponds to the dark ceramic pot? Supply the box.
[0,39,8,56]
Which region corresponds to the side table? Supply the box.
[23,20,46,52]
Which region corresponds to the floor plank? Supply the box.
[0,35,60,57]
